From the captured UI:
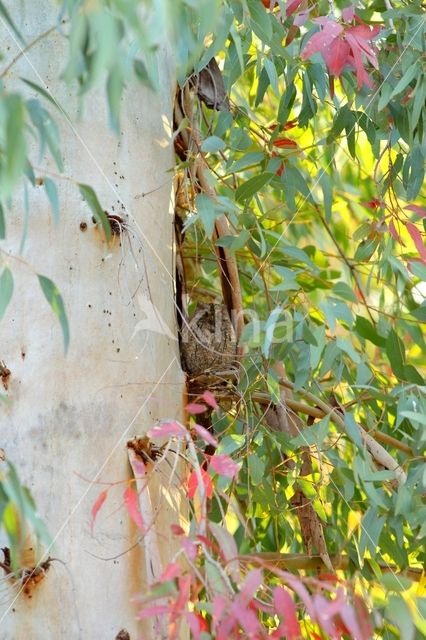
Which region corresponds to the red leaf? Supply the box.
[361,198,383,209]
[286,0,304,16]
[405,204,426,218]
[209,454,240,478]
[406,222,426,262]
[261,0,277,8]
[353,595,374,639]
[124,486,144,530]
[171,523,185,535]
[148,421,186,439]
[90,489,108,532]
[201,390,219,410]
[272,137,298,149]
[193,423,218,448]
[186,402,207,414]
[187,468,213,499]
[186,612,209,640]
[273,586,301,640]
[323,38,350,76]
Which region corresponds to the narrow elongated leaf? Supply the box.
[0,1,25,43]
[235,172,274,202]
[37,275,70,353]
[0,203,5,239]
[44,178,60,224]
[21,78,64,114]
[78,184,111,241]
[0,268,13,321]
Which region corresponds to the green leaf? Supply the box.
[410,303,426,322]
[388,63,418,102]
[318,170,333,222]
[201,136,226,153]
[248,454,265,485]
[333,282,357,303]
[386,329,405,377]
[381,573,412,593]
[44,178,60,224]
[344,413,362,448]
[133,59,156,91]
[0,203,5,239]
[235,172,274,202]
[37,275,70,353]
[359,507,385,557]
[386,596,415,640]
[195,193,223,237]
[21,78,65,115]
[106,67,123,134]
[247,0,272,42]
[263,58,279,96]
[355,315,386,347]
[0,95,27,198]
[0,268,14,321]
[0,1,25,44]
[78,184,111,241]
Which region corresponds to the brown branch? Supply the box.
[238,553,424,581]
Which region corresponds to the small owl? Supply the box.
[180,303,237,376]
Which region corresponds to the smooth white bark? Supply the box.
[0,3,184,638]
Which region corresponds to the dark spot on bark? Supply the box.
[115,631,130,640]
[80,222,87,231]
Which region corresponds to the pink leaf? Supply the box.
[231,601,261,635]
[193,423,218,447]
[301,19,344,60]
[273,586,301,639]
[159,562,181,582]
[124,486,144,531]
[407,222,426,262]
[138,604,170,619]
[209,522,240,581]
[181,537,198,561]
[130,458,146,477]
[338,602,364,640]
[209,454,240,478]
[148,421,186,439]
[388,220,405,246]
[201,390,219,410]
[406,204,426,218]
[239,568,263,600]
[342,5,355,21]
[90,489,108,532]
[187,467,213,499]
[186,402,207,414]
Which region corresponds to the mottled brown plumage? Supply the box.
[180,303,236,376]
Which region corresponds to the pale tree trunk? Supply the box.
[0,3,185,638]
